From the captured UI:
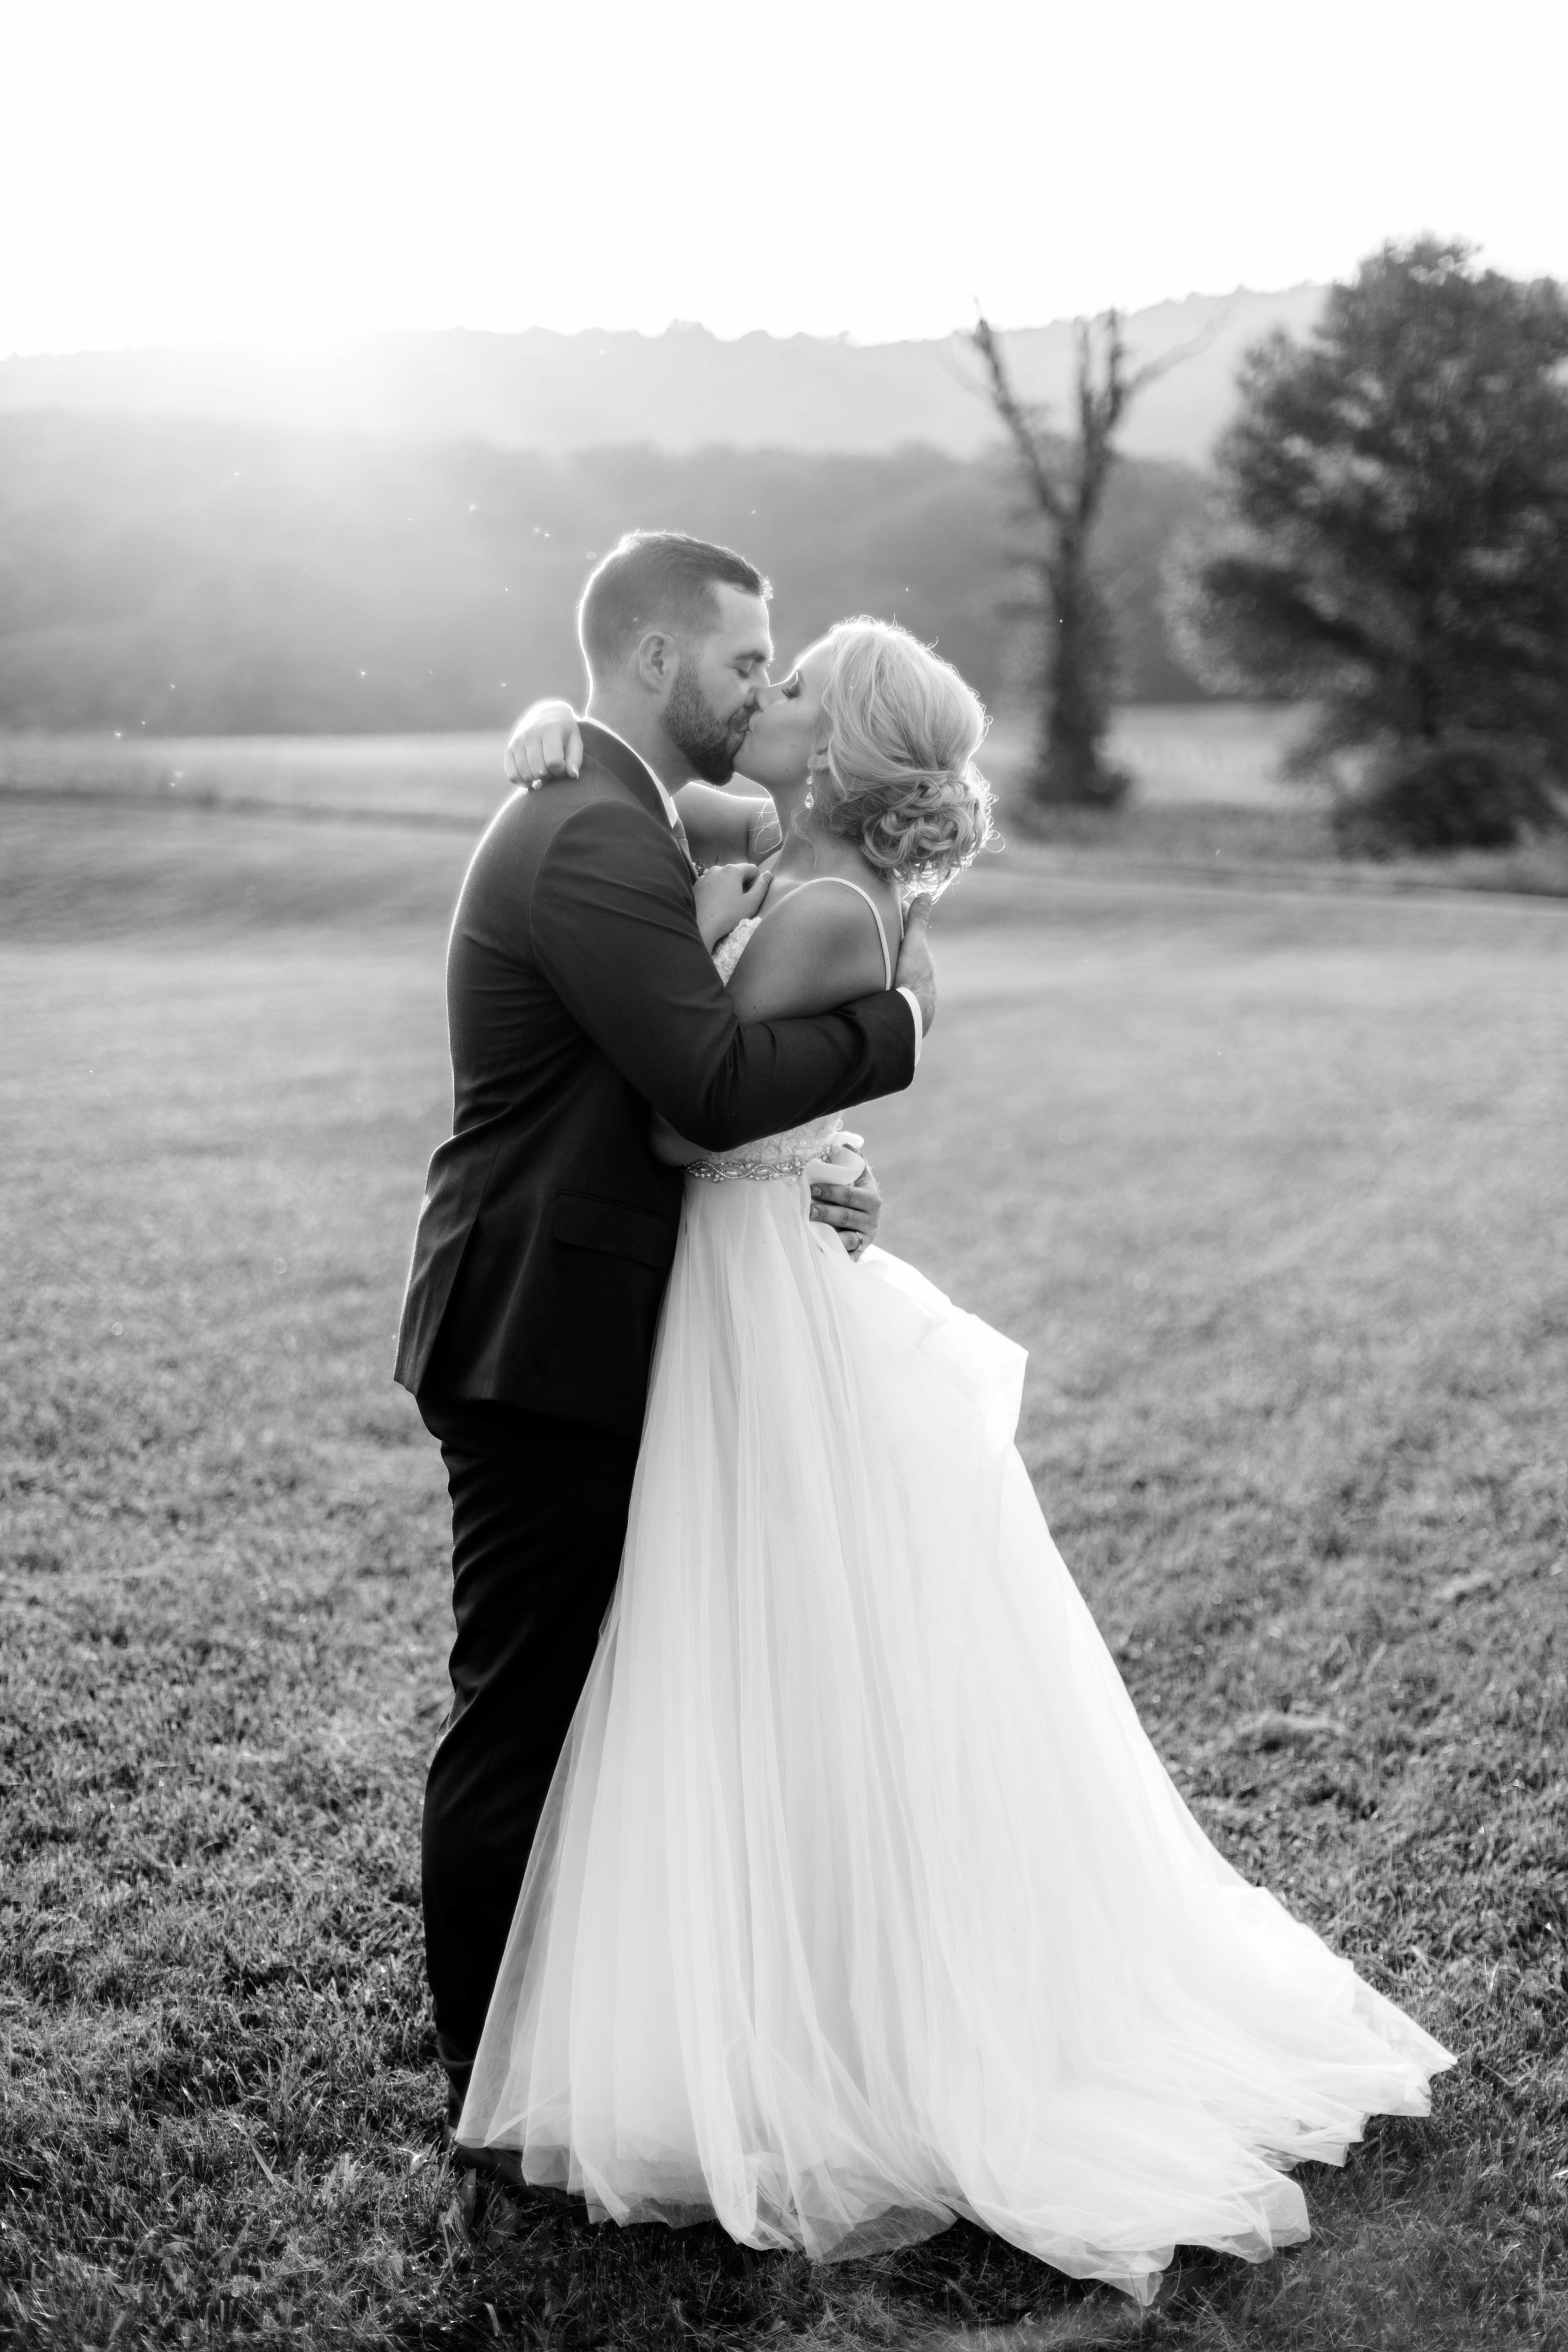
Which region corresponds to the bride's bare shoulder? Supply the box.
[726,873,893,1019]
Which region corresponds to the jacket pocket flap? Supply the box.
[552,1190,677,1271]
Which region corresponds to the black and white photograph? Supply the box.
[2,3,1564,2346]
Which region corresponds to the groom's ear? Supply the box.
[634,629,680,697]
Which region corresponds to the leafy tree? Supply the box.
[1177,240,1568,845]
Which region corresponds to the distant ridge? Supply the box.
[0,289,1327,465]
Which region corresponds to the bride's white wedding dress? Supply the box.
[458,913,1452,2304]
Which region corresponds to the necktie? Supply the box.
[670,814,696,873]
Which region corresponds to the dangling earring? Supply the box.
[803,789,813,810]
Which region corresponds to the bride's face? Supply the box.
[733,638,832,797]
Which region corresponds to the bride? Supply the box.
[457,620,1451,2303]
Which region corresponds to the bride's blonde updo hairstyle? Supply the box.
[811,620,993,894]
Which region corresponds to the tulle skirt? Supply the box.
[458,1168,1452,2302]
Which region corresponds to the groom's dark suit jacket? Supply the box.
[394,722,917,1438]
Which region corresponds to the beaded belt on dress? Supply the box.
[687,1148,817,1184]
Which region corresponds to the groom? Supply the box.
[395,530,936,2124]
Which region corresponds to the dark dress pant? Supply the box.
[417,1395,640,2103]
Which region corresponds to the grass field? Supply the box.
[0,707,1310,819]
[5,708,1568,901]
[2,765,1566,2351]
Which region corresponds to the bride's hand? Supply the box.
[694,862,772,951]
[505,699,583,788]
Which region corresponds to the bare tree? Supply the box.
[973,310,1165,810]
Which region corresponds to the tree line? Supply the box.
[12,241,1559,858]
[0,417,1210,737]
[980,240,1568,850]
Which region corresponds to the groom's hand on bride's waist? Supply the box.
[809,1161,881,1259]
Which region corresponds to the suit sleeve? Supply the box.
[529,803,916,1150]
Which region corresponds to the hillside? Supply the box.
[0,290,1326,467]
[0,413,1211,734]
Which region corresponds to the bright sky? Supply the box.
[5,0,1565,356]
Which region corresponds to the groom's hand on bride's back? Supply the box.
[894,895,936,1036]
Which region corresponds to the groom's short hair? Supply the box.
[578,531,770,679]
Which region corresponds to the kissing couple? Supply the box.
[395,530,1450,2302]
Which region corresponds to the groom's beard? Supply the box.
[665,664,750,784]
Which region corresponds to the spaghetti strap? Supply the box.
[791,875,897,990]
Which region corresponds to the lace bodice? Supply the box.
[689,917,844,1182]
[709,914,761,988]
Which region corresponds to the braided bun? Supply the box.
[813,620,993,894]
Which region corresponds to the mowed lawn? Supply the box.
[6,712,1568,898]
[0,706,1310,818]
[1,794,1565,2351]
